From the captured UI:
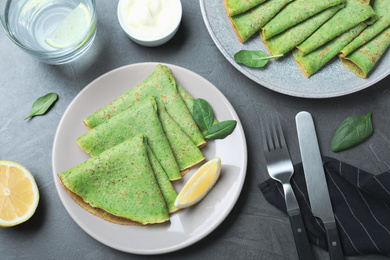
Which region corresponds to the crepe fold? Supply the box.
[339,0,390,57]
[59,135,170,225]
[77,96,182,181]
[293,23,367,77]
[262,4,345,56]
[157,102,205,175]
[229,0,293,43]
[261,0,346,40]
[340,26,390,78]
[297,0,377,55]
[224,0,268,17]
[145,145,178,213]
[175,81,218,136]
[60,141,178,225]
[60,183,141,225]
[84,64,206,148]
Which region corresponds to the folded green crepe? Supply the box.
[159,64,195,116]
[297,0,377,55]
[262,4,345,55]
[229,0,293,43]
[59,135,170,225]
[175,81,218,137]
[261,0,346,40]
[145,145,178,213]
[59,141,178,224]
[340,0,390,57]
[340,26,390,78]
[224,0,268,17]
[128,64,216,139]
[293,23,367,77]
[84,64,206,148]
[157,102,205,174]
[60,182,141,225]
[77,97,182,181]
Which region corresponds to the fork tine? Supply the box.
[260,119,268,152]
[264,117,275,151]
[270,116,281,149]
[275,116,287,147]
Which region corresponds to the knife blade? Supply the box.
[295,111,344,260]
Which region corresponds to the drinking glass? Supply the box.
[0,0,97,64]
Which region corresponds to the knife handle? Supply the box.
[324,222,344,260]
[288,208,315,260]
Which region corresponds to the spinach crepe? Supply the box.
[59,139,178,225]
[59,135,170,225]
[224,0,268,17]
[340,26,390,78]
[157,103,205,174]
[145,144,178,213]
[159,64,217,139]
[297,0,377,55]
[229,0,293,43]
[340,0,390,57]
[60,182,141,225]
[77,97,182,181]
[262,4,345,55]
[293,23,367,77]
[261,0,346,40]
[84,64,206,148]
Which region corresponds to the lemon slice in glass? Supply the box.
[0,160,39,227]
[45,3,92,49]
[174,157,221,209]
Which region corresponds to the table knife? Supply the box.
[295,111,344,260]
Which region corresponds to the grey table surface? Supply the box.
[1,1,389,260]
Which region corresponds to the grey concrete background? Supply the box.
[1,1,389,259]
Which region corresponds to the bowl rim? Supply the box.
[0,0,97,56]
[117,0,182,43]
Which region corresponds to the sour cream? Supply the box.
[121,0,181,39]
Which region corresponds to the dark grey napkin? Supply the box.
[259,156,390,256]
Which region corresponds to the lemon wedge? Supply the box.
[0,160,39,227]
[45,3,92,49]
[174,157,221,209]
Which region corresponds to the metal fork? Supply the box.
[262,116,315,260]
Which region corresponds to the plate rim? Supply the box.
[52,62,248,255]
[199,0,390,99]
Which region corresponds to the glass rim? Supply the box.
[0,0,97,56]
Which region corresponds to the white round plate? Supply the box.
[199,0,390,98]
[52,62,248,255]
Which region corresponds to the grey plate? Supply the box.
[199,0,390,98]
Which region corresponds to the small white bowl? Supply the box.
[117,0,182,47]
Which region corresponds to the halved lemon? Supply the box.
[45,3,92,49]
[175,157,221,209]
[0,160,39,227]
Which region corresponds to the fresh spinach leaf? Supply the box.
[331,112,373,152]
[193,98,237,140]
[234,50,283,68]
[25,93,58,120]
[205,120,237,140]
[193,98,214,132]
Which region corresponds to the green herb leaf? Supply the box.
[205,120,237,140]
[331,112,373,152]
[25,93,58,120]
[234,50,283,68]
[193,98,214,132]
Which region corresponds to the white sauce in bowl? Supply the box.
[121,0,181,39]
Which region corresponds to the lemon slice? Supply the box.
[0,160,39,227]
[174,157,221,209]
[45,3,92,49]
